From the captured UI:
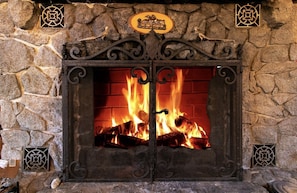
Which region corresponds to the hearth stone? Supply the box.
[268,180,297,193]
[12,168,296,192]
[36,181,268,193]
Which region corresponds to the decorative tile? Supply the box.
[40,4,64,28]
[235,3,260,28]
[23,147,50,172]
[252,144,276,167]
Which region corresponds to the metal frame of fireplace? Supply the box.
[62,30,242,182]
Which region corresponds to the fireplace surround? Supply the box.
[62,30,242,182]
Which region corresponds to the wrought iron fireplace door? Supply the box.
[62,30,242,182]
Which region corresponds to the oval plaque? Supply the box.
[129,12,174,34]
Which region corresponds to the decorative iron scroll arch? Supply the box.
[62,30,242,181]
[63,30,241,61]
[63,30,242,85]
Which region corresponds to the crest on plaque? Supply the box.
[129,12,174,34]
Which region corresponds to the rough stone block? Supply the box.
[0,129,30,148]
[21,67,52,95]
[261,45,289,63]
[16,108,46,131]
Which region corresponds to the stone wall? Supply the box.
[0,0,297,192]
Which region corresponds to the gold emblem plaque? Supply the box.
[129,12,174,34]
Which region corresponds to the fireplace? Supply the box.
[62,31,242,182]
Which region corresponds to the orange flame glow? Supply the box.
[111,69,209,149]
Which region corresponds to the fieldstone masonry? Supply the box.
[0,0,297,192]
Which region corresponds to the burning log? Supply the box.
[175,115,208,137]
[135,122,147,136]
[95,115,209,149]
[94,134,114,146]
[98,121,133,135]
[119,135,148,147]
[174,116,184,127]
[95,119,149,138]
[189,137,209,149]
[157,131,186,147]
[174,116,199,137]
[104,142,127,149]
[95,134,148,148]
[138,110,149,123]
[95,120,149,148]
[94,126,103,136]
[175,116,194,127]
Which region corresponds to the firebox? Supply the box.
[93,66,213,148]
[62,31,242,182]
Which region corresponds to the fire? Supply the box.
[107,69,210,149]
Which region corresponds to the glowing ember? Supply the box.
[97,69,210,149]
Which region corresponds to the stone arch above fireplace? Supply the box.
[62,30,242,182]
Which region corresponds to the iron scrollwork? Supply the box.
[106,39,145,60]
[158,40,197,60]
[217,66,237,85]
[130,66,150,84]
[69,46,83,60]
[132,160,150,178]
[68,38,146,60]
[132,151,150,178]
[68,161,88,179]
[64,30,240,61]
[158,38,238,60]
[218,159,237,177]
[156,160,174,178]
[156,66,175,84]
[67,66,87,84]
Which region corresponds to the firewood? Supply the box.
[95,133,148,148]
[119,121,134,134]
[138,110,149,123]
[157,131,186,147]
[98,121,133,135]
[104,142,127,149]
[174,116,192,127]
[94,134,113,146]
[134,122,148,136]
[189,137,209,149]
[119,135,147,147]
[175,116,205,136]
[96,126,117,135]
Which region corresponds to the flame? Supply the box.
[121,73,150,140]
[110,69,209,149]
[111,133,119,144]
[157,69,184,135]
[111,118,117,127]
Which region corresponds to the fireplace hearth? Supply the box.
[62,30,242,181]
